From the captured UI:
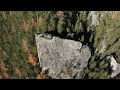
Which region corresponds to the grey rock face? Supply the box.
[88,11,100,26]
[35,33,91,79]
[106,55,120,78]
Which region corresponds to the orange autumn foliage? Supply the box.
[15,68,22,77]
[36,72,46,79]
[0,61,9,72]
[28,53,37,67]
[0,61,10,79]
[22,39,39,67]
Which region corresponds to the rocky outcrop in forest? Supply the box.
[35,34,91,79]
[34,11,120,79]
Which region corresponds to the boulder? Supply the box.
[35,33,91,79]
[106,55,120,78]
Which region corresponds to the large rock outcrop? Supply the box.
[35,33,91,79]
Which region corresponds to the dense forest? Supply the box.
[0,11,120,79]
